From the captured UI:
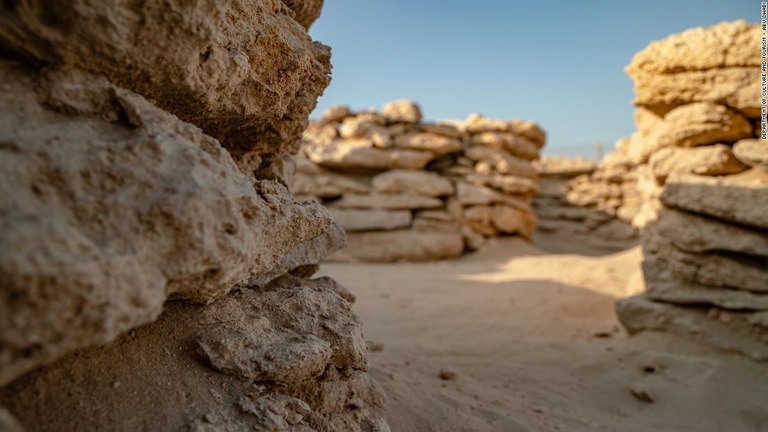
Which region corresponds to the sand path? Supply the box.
[320,238,768,431]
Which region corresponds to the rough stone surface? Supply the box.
[653,103,752,149]
[491,205,537,239]
[381,100,422,124]
[652,208,768,256]
[626,20,760,116]
[330,208,412,232]
[281,0,325,29]
[330,230,464,262]
[0,0,332,160]
[644,230,768,293]
[372,170,455,197]
[616,296,768,362]
[0,62,331,387]
[733,139,768,167]
[304,139,434,171]
[332,193,444,210]
[0,276,389,432]
[394,133,463,156]
[649,144,747,183]
[660,169,768,229]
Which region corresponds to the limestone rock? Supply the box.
[466,146,538,178]
[649,144,747,183]
[456,182,532,210]
[394,133,463,156]
[331,231,464,262]
[465,173,538,196]
[462,114,510,133]
[332,193,443,210]
[643,257,768,310]
[330,208,412,232]
[320,105,354,123]
[0,0,332,159]
[616,296,768,362]
[372,170,455,197]
[304,139,434,171]
[381,100,422,124]
[247,222,347,287]
[652,208,768,256]
[644,231,768,292]
[733,139,768,167]
[626,20,760,116]
[0,63,331,386]
[660,169,768,229]
[491,205,537,239]
[412,218,460,233]
[462,206,498,236]
[470,132,539,161]
[654,103,752,149]
[508,120,547,148]
[0,408,22,432]
[291,172,370,198]
[281,0,325,29]
[0,276,388,431]
[534,157,595,177]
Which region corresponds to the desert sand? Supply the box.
[321,236,768,432]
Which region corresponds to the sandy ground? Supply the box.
[320,237,768,432]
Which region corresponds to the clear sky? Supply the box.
[309,0,755,158]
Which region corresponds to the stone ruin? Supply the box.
[0,1,390,430]
[607,21,768,360]
[292,101,546,262]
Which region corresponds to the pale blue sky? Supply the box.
[309,0,755,157]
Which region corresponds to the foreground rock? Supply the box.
[0,0,388,429]
[0,275,389,431]
[294,103,546,262]
[0,0,332,161]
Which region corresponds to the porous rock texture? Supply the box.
[613,21,768,362]
[0,0,332,161]
[0,1,389,430]
[293,103,546,262]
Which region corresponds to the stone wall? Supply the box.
[0,1,389,430]
[613,20,768,361]
[533,158,639,253]
[293,100,546,262]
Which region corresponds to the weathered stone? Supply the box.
[304,138,434,171]
[462,206,498,236]
[280,0,325,29]
[420,123,463,139]
[654,103,752,148]
[534,157,595,177]
[616,296,768,362]
[414,210,454,221]
[466,146,538,178]
[0,0,332,159]
[332,193,443,210]
[412,218,460,233]
[465,173,538,196]
[652,208,768,256]
[330,231,464,262]
[291,172,370,198]
[455,182,532,210]
[462,113,510,133]
[247,222,346,287]
[733,139,768,167]
[394,133,463,156]
[626,20,760,116]
[0,64,331,386]
[643,257,768,310]
[329,208,412,232]
[0,408,22,432]
[340,116,392,148]
[649,144,747,183]
[661,169,768,229]
[644,230,768,292]
[381,100,422,124]
[461,225,486,251]
[372,169,454,197]
[319,105,354,123]
[507,120,547,148]
[491,205,537,239]
[470,132,539,161]
[1,276,388,431]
